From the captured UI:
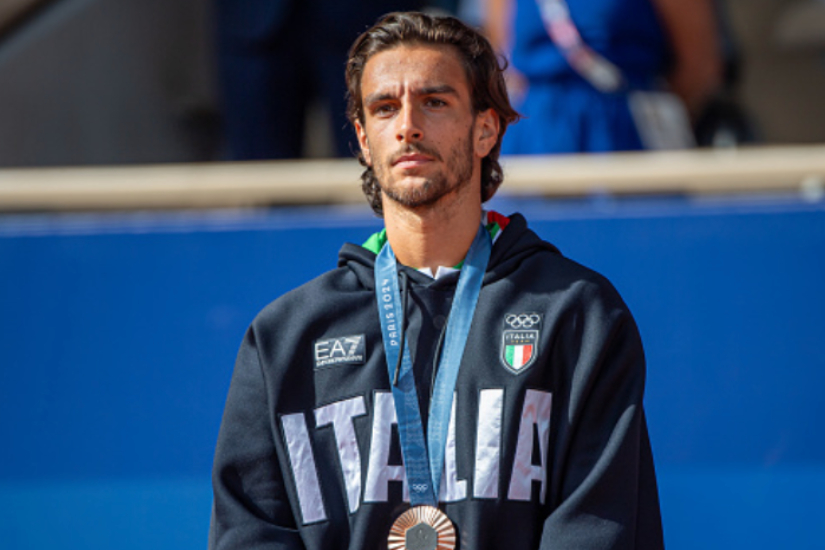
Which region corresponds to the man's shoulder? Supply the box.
[506,236,631,317]
[250,261,367,330]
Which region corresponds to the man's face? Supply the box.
[354,44,497,211]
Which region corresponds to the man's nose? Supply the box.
[396,103,423,143]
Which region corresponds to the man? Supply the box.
[210,11,664,550]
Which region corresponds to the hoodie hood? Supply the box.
[337,212,561,291]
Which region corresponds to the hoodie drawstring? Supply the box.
[392,269,453,408]
[430,312,449,404]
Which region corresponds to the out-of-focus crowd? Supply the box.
[216,0,751,161]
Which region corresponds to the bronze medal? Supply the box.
[388,505,456,550]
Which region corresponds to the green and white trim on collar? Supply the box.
[362,211,511,279]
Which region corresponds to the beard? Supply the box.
[374,125,475,211]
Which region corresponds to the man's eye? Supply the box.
[373,104,397,116]
[426,98,447,108]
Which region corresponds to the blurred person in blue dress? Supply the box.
[484,0,723,153]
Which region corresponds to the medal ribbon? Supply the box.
[375,223,491,506]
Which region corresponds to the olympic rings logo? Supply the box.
[505,313,541,329]
[411,484,429,493]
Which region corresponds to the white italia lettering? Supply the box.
[438,395,467,502]
[281,413,327,524]
[508,389,552,504]
[474,388,504,499]
[314,397,367,513]
[281,386,554,522]
[364,392,409,502]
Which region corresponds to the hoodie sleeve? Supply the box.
[539,282,664,549]
[209,327,305,550]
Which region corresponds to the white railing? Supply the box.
[1,144,824,211]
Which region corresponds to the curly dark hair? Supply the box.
[345,11,520,215]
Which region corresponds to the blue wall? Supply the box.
[1,194,823,549]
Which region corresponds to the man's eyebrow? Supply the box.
[418,85,459,97]
[363,92,396,106]
[363,85,460,106]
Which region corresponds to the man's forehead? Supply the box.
[360,44,470,97]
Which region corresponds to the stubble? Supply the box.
[375,125,475,211]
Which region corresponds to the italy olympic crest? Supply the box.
[501,313,541,374]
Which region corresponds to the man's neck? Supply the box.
[383,193,482,274]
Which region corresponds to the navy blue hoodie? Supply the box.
[209,213,664,549]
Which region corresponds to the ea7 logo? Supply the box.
[314,335,366,368]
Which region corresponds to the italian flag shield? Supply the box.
[501,330,539,373]
[505,344,533,369]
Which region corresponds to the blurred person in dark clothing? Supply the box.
[216,0,423,160]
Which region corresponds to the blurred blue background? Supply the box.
[1,193,823,549]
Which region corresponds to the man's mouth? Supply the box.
[390,145,441,169]
[392,153,432,168]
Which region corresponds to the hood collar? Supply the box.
[338,212,560,290]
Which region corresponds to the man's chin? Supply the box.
[382,175,431,196]
[381,179,447,210]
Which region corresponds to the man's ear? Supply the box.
[474,108,500,158]
[355,120,372,166]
